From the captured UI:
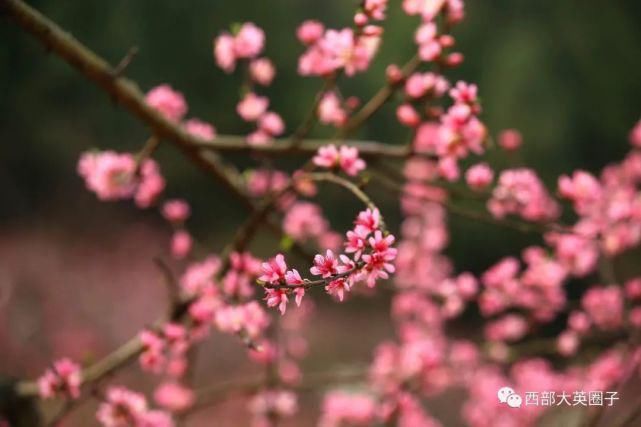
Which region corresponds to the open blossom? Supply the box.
[355,208,381,233]
[325,277,351,301]
[397,104,421,127]
[364,0,388,20]
[313,144,366,176]
[37,358,82,399]
[145,84,187,122]
[415,22,441,61]
[162,199,190,223]
[298,27,379,77]
[402,0,446,22]
[78,151,137,200]
[249,390,298,425]
[310,250,340,278]
[488,168,560,221]
[154,382,195,413]
[582,286,624,330]
[339,146,366,176]
[319,392,376,427]
[97,386,173,427]
[286,269,306,306]
[465,163,494,190]
[265,288,289,315]
[557,170,602,213]
[258,111,285,136]
[283,202,329,241]
[184,118,216,141]
[259,253,287,284]
[237,92,269,122]
[362,231,397,287]
[249,58,276,86]
[134,159,165,208]
[318,91,347,127]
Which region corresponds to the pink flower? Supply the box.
[484,314,528,342]
[319,392,376,426]
[310,250,340,278]
[402,0,446,21]
[364,0,388,20]
[488,168,560,221]
[171,230,192,259]
[297,20,325,45]
[214,33,236,72]
[233,22,265,58]
[339,146,366,176]
[184,118,216,141]
[96,386,149,427]
[318,92,347,127]
[297,20,326,48]
[265,288,289,315]
[37,358,82,399]
[259,254,288,284]
[498,129,522,151]
[415,22,441,61]
[162,199,190,223]
[355,208,381,233]
[557,331,579,356]
[313,144,340,168]
[77,151,136,201]
[258,111,285,136]
[345,227,369,260]
[285,269,306,306]
[325,277,351,301]
[180,256,221,296]
[582,286,624,330]
[154,382,195,413]
[247,130,271,146]
[249,58,276,86]
[396,104,421,127]
[145,84,187,122]
[134,159,165,208]
[558,170,602,213]
[237,92,269,122]
[450,81,479,106]
[283,202,329,241]
[465,163,494,190]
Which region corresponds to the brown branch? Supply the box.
[194,135,414,159]
[185,366,366,415]
[339,54,422,137]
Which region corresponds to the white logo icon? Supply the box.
[507,393,522,408]
[498,386,521,408]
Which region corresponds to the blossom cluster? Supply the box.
[259,207,396,315]
[214,22,285,144]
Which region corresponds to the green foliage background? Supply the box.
[2,0,641,270]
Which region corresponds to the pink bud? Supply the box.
[396,104,420,127]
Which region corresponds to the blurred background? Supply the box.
[1,0,641,425]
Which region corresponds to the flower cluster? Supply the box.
[488,168,560,221]
[37,358,82,400]
[214,22,284,144]
[297,20,382,77]
[77,151,164,207]
[139,323,190,377]
[145,84,217,141]
[259,208,396,315]
[312,144,366,176]
[97,386,173,427]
